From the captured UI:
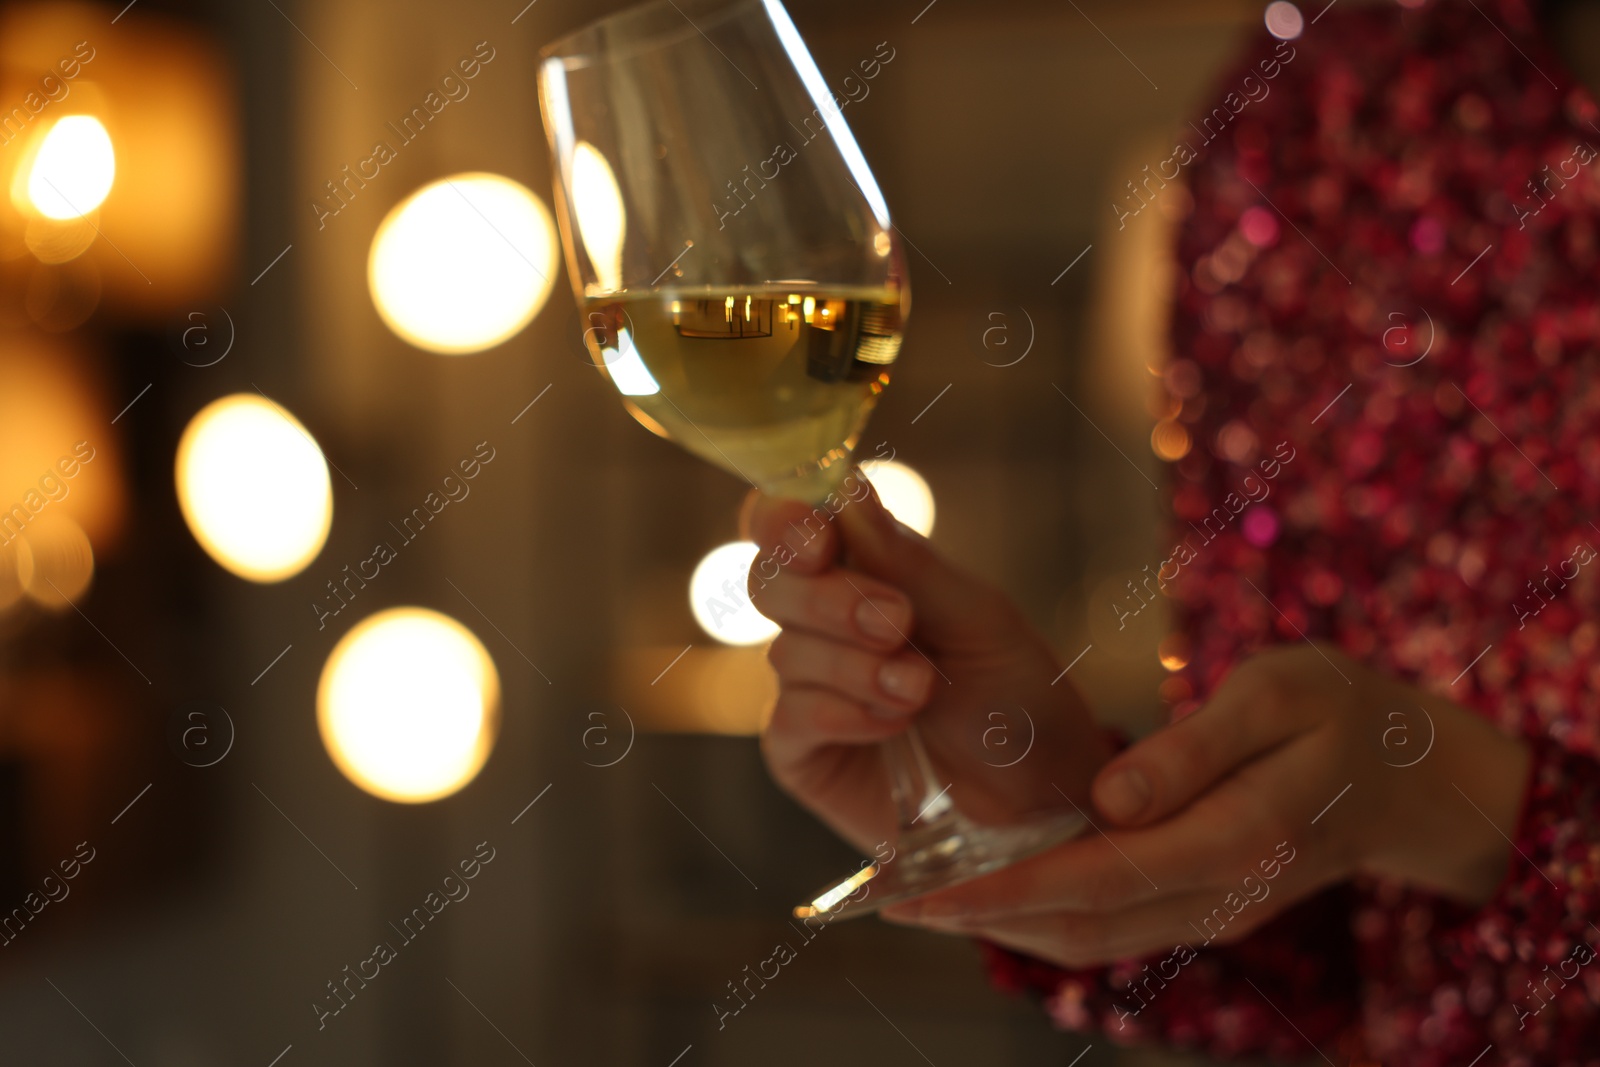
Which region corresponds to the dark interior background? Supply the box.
[0,0,1291,1064]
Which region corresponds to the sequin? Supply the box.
[1241,505,1280,547]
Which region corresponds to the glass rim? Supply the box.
[538,0,763,69]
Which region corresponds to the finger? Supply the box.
[750,568,912,652]
[767,630,934,715]
[741,492,840,576]
[764,685,911,761]
[887,887,1259,969]
[1092,675,1308,827]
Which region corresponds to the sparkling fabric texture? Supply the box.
[985,1,1600,1062]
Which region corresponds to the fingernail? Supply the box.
[1097,767,1151,822]
[856,597,906,641]
[878,659,930,704]
[794,531,829,565]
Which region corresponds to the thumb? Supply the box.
[1091,685,1302,827]
[740,491,841,575]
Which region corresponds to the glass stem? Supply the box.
[829,507,956,845]
[882,726,955,838]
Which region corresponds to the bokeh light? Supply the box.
[690,541,780,646]
[16,514,94,609]
[1151,418,1192,461]
[368,173,558,354]
[19,116,116,219]
[25,215,98,264]
[860,459,936,537]
[0,340,126,549]
[318,608,500,803]
[0,540,27,616]
[1158,633,1191,672]
[175,394,333,583]
[1263,1,1304,40]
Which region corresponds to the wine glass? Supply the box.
[537,0,1085,918]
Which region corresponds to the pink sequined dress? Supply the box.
[986,1,1600,1063]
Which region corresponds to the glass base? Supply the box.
[793,809,1088,922]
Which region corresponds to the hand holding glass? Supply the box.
[538,0,1086,918]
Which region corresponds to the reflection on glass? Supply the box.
[368,173,558,355]
[317,607,500,803]
[795,862,879,918]
[597,327,660,396]
[759,0,890,228]
[570,141,626,294]
[175,394,332,583]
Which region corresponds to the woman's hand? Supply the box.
[741,477,1114,857]
[879,644,1533,968]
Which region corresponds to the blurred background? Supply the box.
[0,0,1291,1063]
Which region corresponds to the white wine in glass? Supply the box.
[539,0,1084,918]
[581,287,900,500]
